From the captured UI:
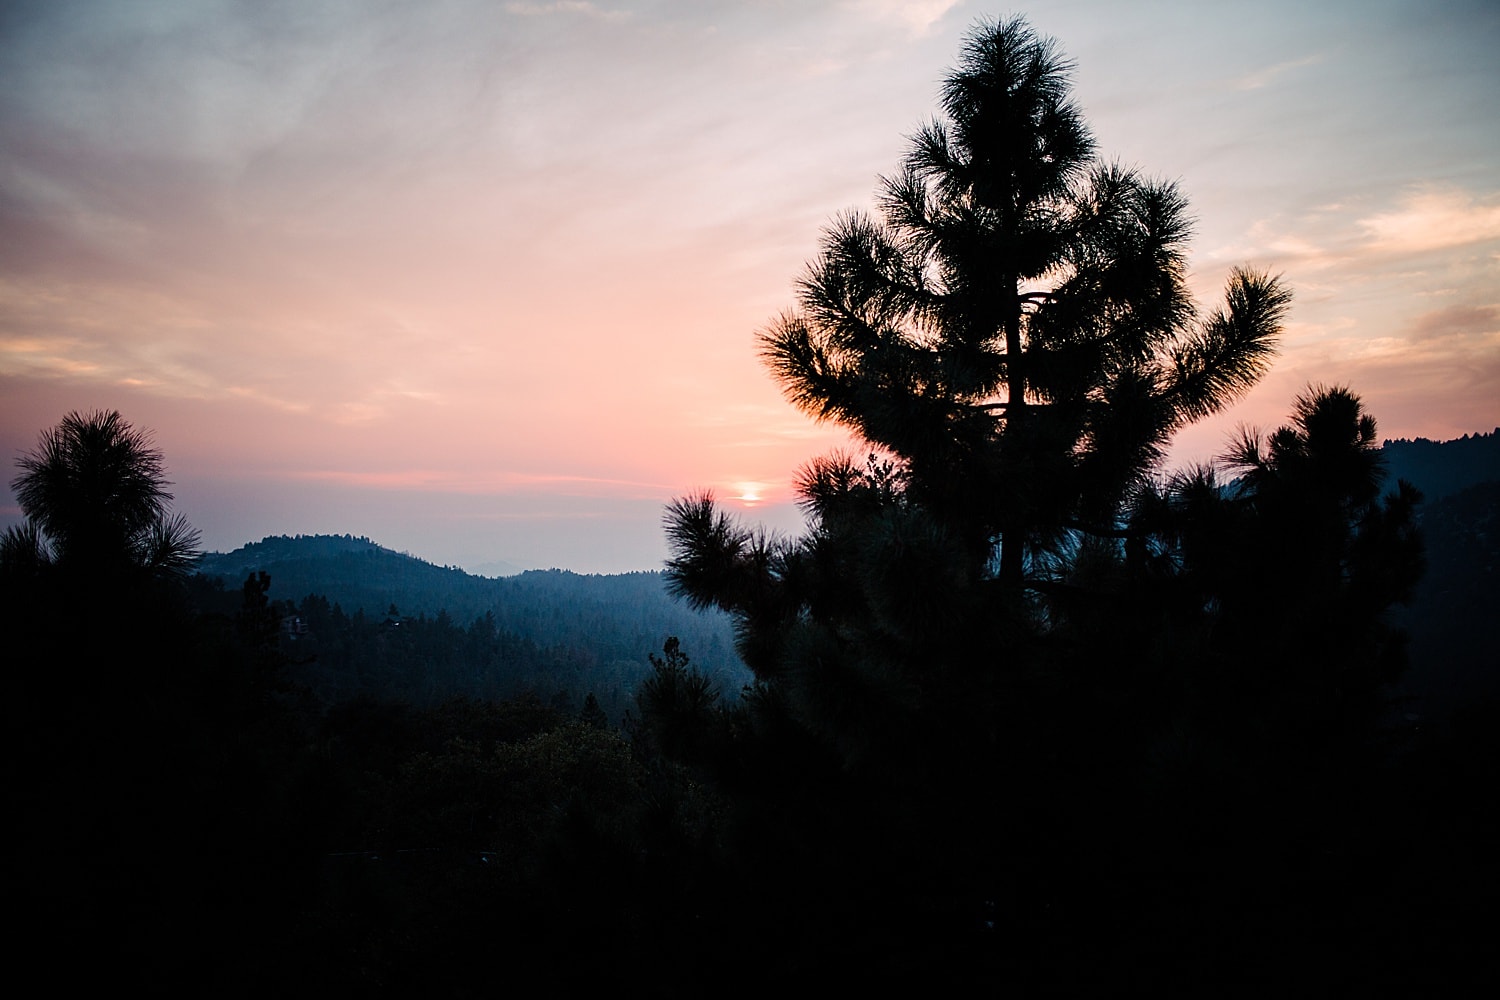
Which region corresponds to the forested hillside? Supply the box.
[1375,431,1499,722]
[1383,428,1499,501]
[194,534,746,719]
[1396,479,1500,718]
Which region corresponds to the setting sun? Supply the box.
[731,482,767,506]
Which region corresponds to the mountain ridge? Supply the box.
[195,533,747,702]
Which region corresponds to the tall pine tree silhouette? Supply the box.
[663,16,1289,762]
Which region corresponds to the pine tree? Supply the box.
[762,18,1284,585]
[663,16,1289,760]
[6,409,200,579]
[1148,385,1425,740]
[646,20,1427,984]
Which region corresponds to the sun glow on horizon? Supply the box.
[730,481,769,506]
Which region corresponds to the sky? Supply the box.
[2,0,1497,574]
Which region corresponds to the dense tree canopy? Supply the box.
[1140,385,1425,739]
[751,16,1289,587]
[651,19,1430,986]
[663,17,1294,744]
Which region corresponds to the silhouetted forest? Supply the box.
[6,17,1497,995]
[192,534,745,722]
[1383,427,1499,502]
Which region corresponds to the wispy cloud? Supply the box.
[1231,53,1323,91]
[0,337,103,377]
[1408,304,1499,342]
[289,467,675,496]
[224,385,314,414]
[503,1,630,20]
[1189,180,1500,443]
[1208,185,1500,270]
[1359,188,1500,254]
[845,0,960,36]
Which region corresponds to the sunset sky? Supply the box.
[3,0,1497,574]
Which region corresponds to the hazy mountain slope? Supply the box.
[1382,428,1499,502]
[1394,480,1500,720]
[196,534,745,691]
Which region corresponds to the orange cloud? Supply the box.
[1359,188,1500,254]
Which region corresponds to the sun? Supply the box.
[732,481,766,506]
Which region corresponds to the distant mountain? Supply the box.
[1368,430,1500,723]
[196,534,747,699]
[1382,428,1500,502]
[468,558,526,578]
[199,534,487,619]
[1393,479,1500,721]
